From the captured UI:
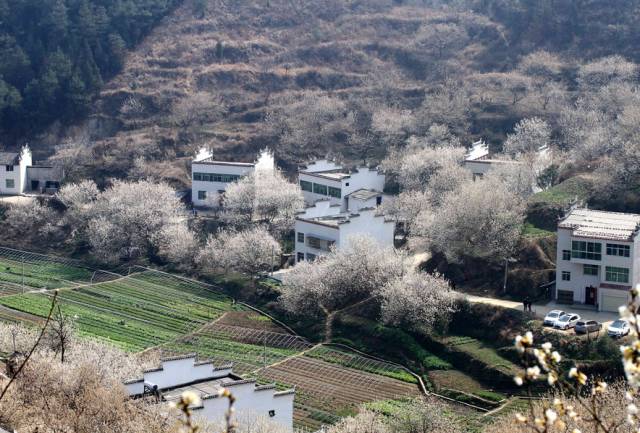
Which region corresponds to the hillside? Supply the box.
[53,0,514,185]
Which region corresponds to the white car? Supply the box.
[543,310,566,326]
[554,313,581,330]
[608,319,631,338]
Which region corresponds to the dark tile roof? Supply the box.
[0,152,19,165]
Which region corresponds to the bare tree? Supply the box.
[45,306,76,363]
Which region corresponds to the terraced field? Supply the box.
[0,271,233,351]
[0,250,427,430]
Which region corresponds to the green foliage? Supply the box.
[0,273,232,351]
[0,0,180,135]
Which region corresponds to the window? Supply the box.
[583,264,599,276]
[561,271,571,281]
[606,243,630,257]
[306,253,317,261]
[5,179,14,189]
[605,266,629,283]
[571,241,601,260]
[313,183,328,195]
[562,250,571,261]
[5,165,13,172]
[300,180,312,192]
[193,172,240,183]
[307,237,321,249]
[328,186,341,198]
[197,191,206,200]
[297,252,304,262]
[297,232,304,243]
[376,196,382,206]
[473,173,483,181]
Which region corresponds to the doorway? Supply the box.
[31,180,39,191]
[585,286,597,305]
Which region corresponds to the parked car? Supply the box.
[554,313,581,330]
[575,320,602,334]
[543,310,566,326]
[608,319,631,338]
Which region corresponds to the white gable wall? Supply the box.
[339,210,395,250]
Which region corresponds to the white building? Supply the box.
[0,146,31,195]
[294,200,395,263]
[298,160,386,211]
[463,140,551,185]
[555,208,640,312]
[191,148,275,208]
[124,354,295,431]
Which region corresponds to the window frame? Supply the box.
[583,264,599,276]
[606,243,630,257]
[312,183,328,195]
[328,186,342,198]
[561,271,571,281]
[297,232,304,243]
[197,191,207,200]
[562,250,571,261]
[5,179,15,189]
[605,266,629,284]
[300,180,313,192]
[571,240,602,261]
[5,165,13,172]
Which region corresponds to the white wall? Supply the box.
[191,162,255,207]
[339,209,395,250]
[0,147,31,195]
[197,385,294,432]
[341,168,385,197]
[299,172,343,207]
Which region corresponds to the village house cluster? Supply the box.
[191,150,396,262]
[190,146,640,316]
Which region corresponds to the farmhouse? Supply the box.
[124,354,295,431]
[463,139,551,183]
[0,146,31,195]
[191,148,274,208]
[294,200,395,263]
[0,146,64,195]
[298,159,386,211]
[555,208,640,312]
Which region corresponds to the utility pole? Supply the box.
[503,258,509,295]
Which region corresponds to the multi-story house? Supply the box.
[0,146,31,195]
[191,148,274,208]
[294,200,395,263]
[555,208,640,312]
[298,159,386,211]
[125,354,294,431]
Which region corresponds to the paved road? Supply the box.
[464,294,620,326]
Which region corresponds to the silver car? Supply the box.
[543,310,566,326]
[608,319,631,338]
[554,313,581,330]
[575,320,602,334]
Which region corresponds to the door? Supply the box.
[585,286,597,305]
[31,180,39,191]
[601,294,628,312]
